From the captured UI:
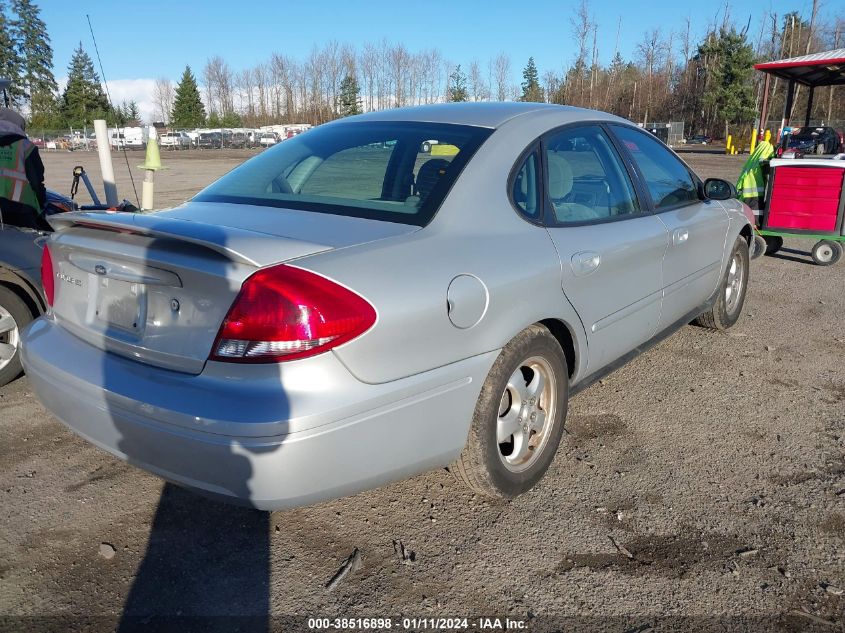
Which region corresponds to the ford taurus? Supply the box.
[21,103,753,509]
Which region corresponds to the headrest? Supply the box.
[547,152,574,200]
[415,158,450,200]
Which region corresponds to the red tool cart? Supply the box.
[753,49,845,265]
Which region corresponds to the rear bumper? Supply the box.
[22,317,497,510]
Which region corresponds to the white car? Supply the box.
[159,131,191,149]
[259,133,278,147]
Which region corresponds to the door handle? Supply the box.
[571,251,601,277]
[673,228,689,245]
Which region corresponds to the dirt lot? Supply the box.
[1,149,843,632]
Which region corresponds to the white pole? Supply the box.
[93,119,118,206]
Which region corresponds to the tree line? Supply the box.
[2,1,843,138]
[153,1,842,137]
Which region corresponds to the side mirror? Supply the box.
[703,178,736,201]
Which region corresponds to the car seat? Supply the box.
[547,152,600,223]
[414,158,450,202]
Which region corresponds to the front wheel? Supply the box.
[452,324,568,499]
[811,240,842,266]
[694,235,749,331]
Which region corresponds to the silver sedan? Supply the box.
[21,103,753,509]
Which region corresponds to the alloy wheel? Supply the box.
[496,356,557,472]
[0,305,20,372]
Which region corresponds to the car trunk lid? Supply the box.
[46,205,417,374]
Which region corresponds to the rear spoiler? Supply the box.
[47,211,331,268]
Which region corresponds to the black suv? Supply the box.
[197,132,222,149]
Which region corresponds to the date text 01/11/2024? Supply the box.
[306,617,528,630]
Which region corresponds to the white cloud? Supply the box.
[55,76,158,124]
[103,79,157,123]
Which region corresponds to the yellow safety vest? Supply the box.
[0,138,39,211]
[736,140,774,210]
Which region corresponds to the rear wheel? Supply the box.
[764,235,784,256]
[811,240,842,266]
[452,324,568,499]
[694,236,749,331]
[0,287,34,387]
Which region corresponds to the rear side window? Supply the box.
[612,125,698,210]
[543,125,640,225]
[511,150,540,220]
[195,121,491,226]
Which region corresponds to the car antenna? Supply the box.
[86,14,140,208]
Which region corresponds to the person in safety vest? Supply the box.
[735,139,774,212]
[0,107,46,230]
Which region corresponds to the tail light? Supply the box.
[210,264,376,363]
[41,245,54,307]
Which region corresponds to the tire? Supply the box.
[764,235,784,256]
[0,287,34,387]
[811,240,842,266]
[452,324,569,498]
[694,235,749,331]
[750,233,767,260]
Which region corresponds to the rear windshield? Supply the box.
[194,121,492,226]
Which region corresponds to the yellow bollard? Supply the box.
[749,129,757,154]
[726,134,733,155]
[764,129,771,143]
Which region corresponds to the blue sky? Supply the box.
[40,0,818,119]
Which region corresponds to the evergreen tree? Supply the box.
[171,66,206,128]
[446,65,468,102]
[28,89,61,129]
[61,43,110,127]
[520,57,544,103]
[11,0,56,112]
[0,0,24,106]
[698,28,756,132]
[338,74,362,116]
[220,111,242,127]
[125,99,141,125]
[112,101,127,126]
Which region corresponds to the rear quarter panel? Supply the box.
[295,112,597,385]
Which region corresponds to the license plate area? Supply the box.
[94,277,147,334]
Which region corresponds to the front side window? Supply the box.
[543,125,640,225]
[612,125,698,210]
[195,121,491,226]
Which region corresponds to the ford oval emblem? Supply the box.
[94,264,107,275]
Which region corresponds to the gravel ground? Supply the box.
[0,149,843,632]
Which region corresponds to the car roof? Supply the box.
[339,102,628,129]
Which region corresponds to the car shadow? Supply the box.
[93,228,283,631]
[117,484,270,633]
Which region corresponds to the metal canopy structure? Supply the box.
[754,48,845,137]
[755,48,845,86]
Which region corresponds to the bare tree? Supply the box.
[153,78,174,124]
[203,56,235,117]
[468,60,488,101]
[493,53,511,101]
